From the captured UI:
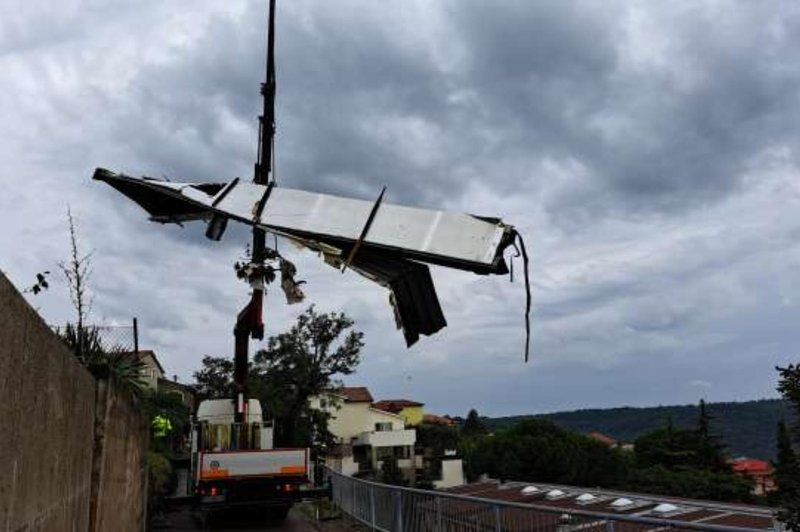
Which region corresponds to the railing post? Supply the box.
[369,484,376,530]
[606,518,615,532]
[436,496,442,531]
[494,503,502,532]
[393,488,403,532]
[350,474,355,514]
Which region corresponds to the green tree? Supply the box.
[634,419,698,470]
[775,364,800,528]
[778,364,800,434]
[695,400,729,472]
[626,466,752,503]
[141,390,191,455]
[416,423,460,456]
[380,456,407,486]
[772,421,799,510]
[193,356,235,400]
[462,409,487,439]
[193,307,364,456]
[466,419,631,487]
[252,306,363,451]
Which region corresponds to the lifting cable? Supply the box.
[515,230,532,362]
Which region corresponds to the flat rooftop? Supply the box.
[444,480,775,530]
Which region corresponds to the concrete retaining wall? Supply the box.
[90,377,148,532]
[0,272,148,532]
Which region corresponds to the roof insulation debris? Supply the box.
[93,168,531,357]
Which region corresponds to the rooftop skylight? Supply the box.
[611,497,634,508]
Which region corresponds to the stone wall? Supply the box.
[0,272,148,531]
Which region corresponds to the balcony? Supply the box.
[352,429,416,448]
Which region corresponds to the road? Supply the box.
[158,502,367,532]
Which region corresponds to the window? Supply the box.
[376,447,394,460]
[375,422,393,432]
[394,446,410,459]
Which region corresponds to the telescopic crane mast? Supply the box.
[233,0,277,424]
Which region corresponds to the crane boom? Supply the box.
[234,0,277,423]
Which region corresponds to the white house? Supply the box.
[309,386,417,482]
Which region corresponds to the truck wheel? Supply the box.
[267,505,291,521]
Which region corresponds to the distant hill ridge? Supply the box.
[486,398,791,460]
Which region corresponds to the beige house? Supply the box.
[157,377,197,411]
[134,349,165,390]
[309,387,417,482]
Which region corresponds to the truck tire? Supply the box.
[267,504,291,521]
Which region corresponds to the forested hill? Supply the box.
[486,399,791,459]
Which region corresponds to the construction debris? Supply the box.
[93,168,530,357]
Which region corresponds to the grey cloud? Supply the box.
[4,0,800,416]
[440,1,800,224]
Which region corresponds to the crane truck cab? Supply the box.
[190,398,309,519]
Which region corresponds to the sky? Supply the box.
[2,0,800,417]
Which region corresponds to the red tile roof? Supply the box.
[423,413,457,426]
[372,399,424,413]
[340,386,374,403]
[731,458,773,474]
[587,431,617,446]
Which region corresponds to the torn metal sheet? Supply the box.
[349,249,447,347]
[94,169,513,273]
[93,168,529,354]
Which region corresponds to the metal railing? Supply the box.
[326,469,773,532]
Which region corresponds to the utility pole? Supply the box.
[233,0,277,424]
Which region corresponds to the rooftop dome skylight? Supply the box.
[611,497,634,508]
[653,503,680,515]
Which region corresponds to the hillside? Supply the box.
[487,399,792,459]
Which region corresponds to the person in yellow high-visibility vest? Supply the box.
[152,415,173,438]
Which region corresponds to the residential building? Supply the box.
[415,445,465,489]
[157,377,197,411]
[730,457,775,495]
[447,479,775,530]
[414,414,466,489]
[310,387,417,483]
[587,431,618,447]
[422,413,457,427]
[436,450,465,489]
[133,349,165,390]
[372,399,425,426]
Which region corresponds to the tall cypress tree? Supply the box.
[695,399,729,472]
[775,363,800,528]
[774,421,799,494]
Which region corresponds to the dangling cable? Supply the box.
[509,240,521,284]
[515,231,532,362]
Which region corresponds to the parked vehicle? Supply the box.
[190,398,309,520]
